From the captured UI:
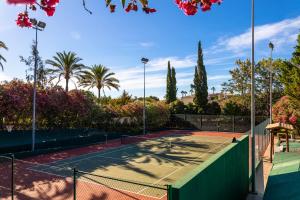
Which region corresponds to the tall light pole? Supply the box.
[250,0,256,193]
[141,57,149,135]
[30,18,46,152]
[268,42,274,124]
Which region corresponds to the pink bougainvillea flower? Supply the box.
[7,0,35,4]
[176,0,222,15]
[41,0,59,16]
[125,2,138,12]
[201,2,211,12]
[110,4,116,13]
[42,6,55,16]
[125,3,132,12]
[210,0,222,4]
[16,12,32,28]
[132,4,138,11]
[175,0,198,15]
[289,115,297,125]
[41,0,59,7]
[143,7,156,14]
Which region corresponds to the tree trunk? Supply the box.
[98,88,101,99]
[66,78,69,92]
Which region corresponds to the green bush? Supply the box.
[220,96,250,115]
[206,102,221,115]
[185,103,202,114]
[169,100,185,114]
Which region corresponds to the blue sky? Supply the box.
[0,0,300,99]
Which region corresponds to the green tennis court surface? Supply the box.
[264,152,300,200]
[27,133,232,199]
[282,141,300,152]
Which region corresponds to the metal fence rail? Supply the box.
[0,156,171,200]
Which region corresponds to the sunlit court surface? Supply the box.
[0,131,242,200]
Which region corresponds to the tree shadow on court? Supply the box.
[0,158,74,200]
[73,134,230,184]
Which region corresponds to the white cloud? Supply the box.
[70,31,81,40]
[139,42,155,48]
[216,16,300,53]
[207,75,231,81]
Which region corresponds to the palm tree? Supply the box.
[78,65,120,98]
[181,90,185,98]
[46,51,84,92]
[211,86,216,94]
[0,41,8,71]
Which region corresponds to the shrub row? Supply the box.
[0,80,170,133]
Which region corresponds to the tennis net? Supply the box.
[120,134,229,153]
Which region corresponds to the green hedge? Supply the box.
[171,135,249,200]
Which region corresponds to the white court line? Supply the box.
[136,138,232,195]
[44,145,137,169]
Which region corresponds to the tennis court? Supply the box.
[0,131,237,200]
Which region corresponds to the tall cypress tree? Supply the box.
[193,41,208,110]
[171,67,177,102]
[166,61,172,103]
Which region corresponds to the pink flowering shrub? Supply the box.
[0,80,169,132]
[272,96,300,132]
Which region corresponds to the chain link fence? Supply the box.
[0,156,170,200]
[169,114,267,133]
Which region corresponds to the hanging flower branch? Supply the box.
[16,12,32,27]
[175,0,222,15]
[8,0,60,27]
[7,0,222,28]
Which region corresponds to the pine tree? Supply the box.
[171,67,177,102]
[193,41,208,110]
[166,61,172,103]
[279,33,300,99]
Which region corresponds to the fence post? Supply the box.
[232,116,235,132]
[10,154,14,200]
[167,185,172,200]
[73,168,77,200]
[217,116,220,132]
[200,115,202,129]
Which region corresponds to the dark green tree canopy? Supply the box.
[166,61,177,103]
[193,41,208,110]
[166,61,172,103]
[278,33,300,99]
[171,66,177,102]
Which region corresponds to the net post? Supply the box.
[73,168,77,200]
[10,154,14,200]
[167,184,172,200]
